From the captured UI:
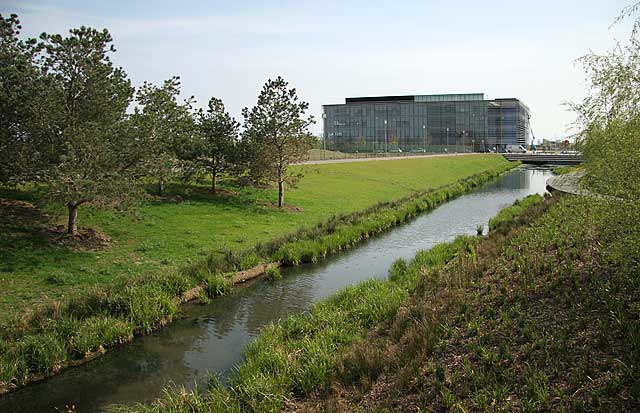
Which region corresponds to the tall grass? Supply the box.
[488,193,544,232]
[108,234,480,413]
[322,195,640,411]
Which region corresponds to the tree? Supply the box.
[241,77,314,207]
[134,76,195,196]
[189,97,240,194]
[572,14,640,202]
[39,26,147,235]
[0,14,55,185]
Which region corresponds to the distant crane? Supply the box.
[528,114,537,147]
[528,114,537,151]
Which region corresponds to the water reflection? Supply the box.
[0,166,554,413]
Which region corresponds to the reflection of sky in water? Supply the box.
[0,166,554,413]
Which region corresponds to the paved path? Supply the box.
[546,171,592,196]
[300,152,477,165]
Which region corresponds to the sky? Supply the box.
[3,0,637,140]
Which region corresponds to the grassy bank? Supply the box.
[295,195,640,411]
[109,237,480,413]
[488,194,543,231]
[0,157,518,394]
[552,165,582,175]
[106,187,546,413]
[0,155,508,322]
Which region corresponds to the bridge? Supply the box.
[502,153,583,165]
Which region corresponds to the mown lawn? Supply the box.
[0,154,509,322]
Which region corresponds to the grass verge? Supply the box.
[552,165,582,175]
[488,193,543,232]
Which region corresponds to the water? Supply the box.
[0,166,553,413]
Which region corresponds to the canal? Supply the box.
[0,166,553,412]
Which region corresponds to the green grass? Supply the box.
[104,189,548,413]
[116,192,638,412]
[301,195,640,412]
[0,155,510,322]
[107,235,479,413]
[488,193,544,231]
[0,155,518,392]
[552,165,582,175]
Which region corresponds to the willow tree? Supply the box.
[40,26,147,235]
[570,3,640,263]
[241,77,314,207]
[572,12,640,201]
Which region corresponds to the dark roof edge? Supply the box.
[345,95,415,103]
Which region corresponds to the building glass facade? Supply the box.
[323,94,529,152]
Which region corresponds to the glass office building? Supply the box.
[322,93,529,153]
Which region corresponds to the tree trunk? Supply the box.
[158,177,165,196]
[211,169,216,194]
[67,202,79,236]
[278,180,285,208]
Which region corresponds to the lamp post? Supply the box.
[446,127,449,152]
[384,119,388,155]
[422,124,426,152]
[322,112,327,160]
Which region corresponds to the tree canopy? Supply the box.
[574,10,640,202]
[187,97,240,193]
[241,76,314,207]
[134,76,196,196]
[41,26,150,234]
[0,14,52,185]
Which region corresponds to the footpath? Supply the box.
[546,171,591,196]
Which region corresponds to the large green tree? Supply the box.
[189,97,240,194]
[134,76,195,196]
[241,76,314,207]
[39,26,147,235]
[0,14,56,185]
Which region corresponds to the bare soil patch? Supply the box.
[149,194,184,203]
[0,198,112,251]
[48,225,112,251]
[0,198,50,226]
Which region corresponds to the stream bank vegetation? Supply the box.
[0,161,517,394]
[294,196,638,411]
[112,188,640,412]
[107,188,554,413]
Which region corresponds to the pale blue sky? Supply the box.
[3,0,636,139]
